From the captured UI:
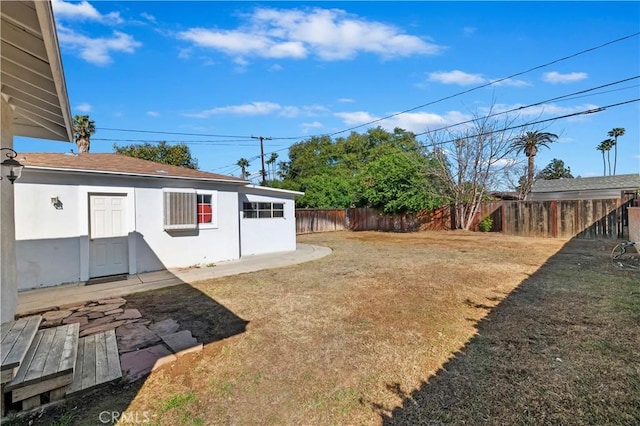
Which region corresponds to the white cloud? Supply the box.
[463,26,477,36]
[334,110,473,134]
[57,25,141,65]
[428,70,485,86]
[178,48,192,60]
[338,98,355,103]
[301,121,323,132]
[542,71,588,84]
[184,102,282,118]
[176,7,443,62]
[147,111,160,117]
[491,78,531,87]
[269,64,284,72]
[52,0,122,24]
[74,102,91,113]
[140,12,156,24]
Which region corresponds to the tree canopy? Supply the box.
[72,115,95,153]
[537,158,573,180]
[113,141,198,169]
[273,127,446,213]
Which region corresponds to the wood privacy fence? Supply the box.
[296,196,636,239]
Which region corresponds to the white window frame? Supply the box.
[163,188,218,230]
[242,201,285,219]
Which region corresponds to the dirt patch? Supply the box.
[9,231,638,425]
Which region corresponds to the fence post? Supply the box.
[551,200,558,238]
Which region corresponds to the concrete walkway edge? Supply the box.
[17,244,332,316]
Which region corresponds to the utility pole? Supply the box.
[251,135,271,186]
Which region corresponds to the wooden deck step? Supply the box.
[67,329,121,395]
[1,316,42,385]
[4,323,79,407]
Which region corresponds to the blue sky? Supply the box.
[16,1,640,180]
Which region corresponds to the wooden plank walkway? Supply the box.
[67,329,121,395]
[1,316,42,384]
[5,323,79,405]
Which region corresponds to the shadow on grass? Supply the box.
[6,279,247,426]
[379,237,640,425]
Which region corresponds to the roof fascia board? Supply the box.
[33,0,73,142]
[23,165,248,185]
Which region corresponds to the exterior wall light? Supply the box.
[0,148,24,184]
[51,196,63,209]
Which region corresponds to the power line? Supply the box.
[269,32,640,141]
[421,98,639,148]
[414,75,640,137]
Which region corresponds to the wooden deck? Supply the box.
[68,329,121,394]
[1,316,42,384]
[5,323,79,407]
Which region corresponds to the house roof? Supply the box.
[20,153,248,183]
[1,1,73,141]
[531,174,640,193]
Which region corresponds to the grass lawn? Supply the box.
[12,231,640,425]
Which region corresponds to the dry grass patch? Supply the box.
[15,231,639,425]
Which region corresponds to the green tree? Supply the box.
[278,127,447,212]
[113,141,198,169]
[510,131,558,193]
[265,152,279,181]
[358,150,444,214]
[607,127,625,175]
[236,158,250,179]
[596,141,607,176]
[72,115,95,153]
[537,158,573,180]
[598,139,615,176]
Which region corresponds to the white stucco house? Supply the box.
[14,153,303,291]
[1,0,74,322]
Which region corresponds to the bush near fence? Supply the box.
[296,196,635,239]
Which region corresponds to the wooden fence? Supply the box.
[296,196,635,239]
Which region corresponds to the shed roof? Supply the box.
[531,174,640,193]
[19,152,248,184]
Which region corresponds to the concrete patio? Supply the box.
[17,244,331,316]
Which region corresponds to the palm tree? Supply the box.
[607,127,625,175]
[511,130,558,193]
[265,152,279,180]
[72,115,95,153]
[236,158,250,179]
[596,141,608,176]
[600,138,615,176]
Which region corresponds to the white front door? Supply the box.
[89,194,129,278]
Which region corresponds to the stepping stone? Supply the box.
[116,309,141,320]
[68,311,89,318]
[148,319,180,336]
[42,310,72,322]
[160,330,202,356]
[120,345,176,383]
[79,320,126,338]
[41,319,63,328]
[80,316,114,331]
[104,308,124,316]
[116,324,161,353]
[97,298,127,305]
[87,312,105,319]
[63,316,89,326]
[85,303,126,313]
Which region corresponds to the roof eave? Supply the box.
[23,165,249,185]
[34,0,73,142]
